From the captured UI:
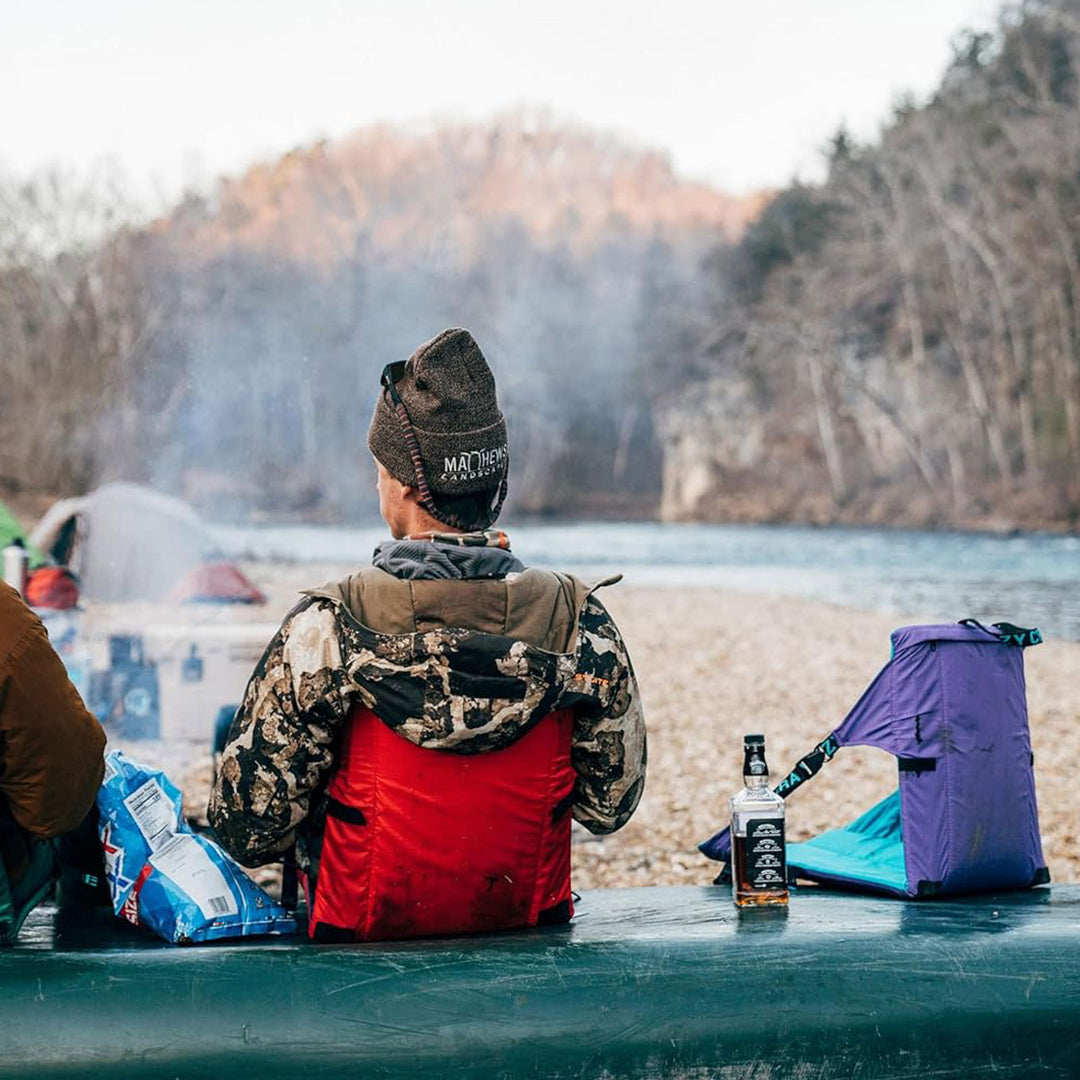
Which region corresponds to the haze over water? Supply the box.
[212,522,1080,644]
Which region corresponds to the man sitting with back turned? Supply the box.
[1,580,106,943]
[209,328,646,942]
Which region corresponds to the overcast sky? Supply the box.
[1,0,1001,200]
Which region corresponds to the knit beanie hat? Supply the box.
[368,328,509,523]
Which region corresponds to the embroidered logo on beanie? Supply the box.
[441,446,508,484]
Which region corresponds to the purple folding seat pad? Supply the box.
[701,621,1048,898]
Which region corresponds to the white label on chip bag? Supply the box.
[123,779,176,851]
[150,835,239,920]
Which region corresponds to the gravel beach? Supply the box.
[177,561,1080,890]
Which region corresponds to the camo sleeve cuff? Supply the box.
[208,598,351,866]
[568,595,647,835]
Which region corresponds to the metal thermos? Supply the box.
[2,539,29,597]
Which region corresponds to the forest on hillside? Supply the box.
[0,115,760,521]
[656,0,1080,529]
[2,0,1080,531]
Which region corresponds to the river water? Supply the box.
[212,520,1080,643]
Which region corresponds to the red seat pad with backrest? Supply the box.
[310,706,575,942]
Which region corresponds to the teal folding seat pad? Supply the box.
[788,790,907,896]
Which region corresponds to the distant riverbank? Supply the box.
[8,481,1080,544]
[211,519,1080,642]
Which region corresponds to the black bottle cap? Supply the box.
[744,733,765,745]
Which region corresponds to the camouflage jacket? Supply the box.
[208,563,646,873]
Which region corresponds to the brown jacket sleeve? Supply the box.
[0,582,106,838]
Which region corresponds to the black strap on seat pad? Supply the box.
[774,733,841,800]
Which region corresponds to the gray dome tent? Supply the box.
[30,483,261,604]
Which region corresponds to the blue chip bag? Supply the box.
[97,750,296,944]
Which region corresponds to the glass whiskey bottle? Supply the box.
[730,733,789,907]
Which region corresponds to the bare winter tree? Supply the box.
[0,166,178,497]
[658,0,1080,529]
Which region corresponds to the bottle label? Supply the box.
[744,818,786,890]
[743,748,768,777]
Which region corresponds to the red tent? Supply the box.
[168,561,266,605]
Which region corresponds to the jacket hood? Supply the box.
[371,536,524,581]
[299,567,623,752]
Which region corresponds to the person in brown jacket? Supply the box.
[0,580,106,943]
